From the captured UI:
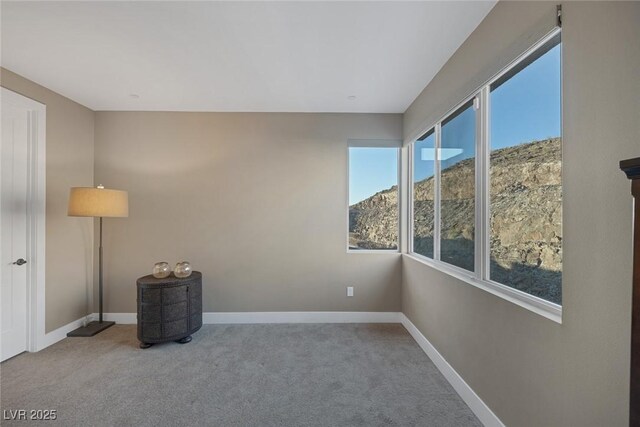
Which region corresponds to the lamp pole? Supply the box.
[99,216,104,323]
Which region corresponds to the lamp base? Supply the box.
[67,321,115,337]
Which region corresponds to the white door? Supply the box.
[1,91,30,361]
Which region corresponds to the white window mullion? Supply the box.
[406,144,413,254]
[479,86,491,282]
[473,94,483,280]
[434,122,442,261]
[397,146,402,252]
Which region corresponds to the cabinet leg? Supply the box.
[176,336,192,344]
[139,342,153,349]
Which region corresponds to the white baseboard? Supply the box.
[400,313,504,427]
[203,311,402,324]
[92,311,402,325]
[39,315,92,350]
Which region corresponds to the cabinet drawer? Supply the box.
[140,288,161,305]
[164,301,188,321]
[140,304,161,322]
[163,286,188,304]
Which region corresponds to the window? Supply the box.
[489,33,562,304]
[348,144,399,251]
[440,100,476,272]
[412,129,435,258]
[409,29,562,315]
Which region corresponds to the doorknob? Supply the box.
[13,258,27,266]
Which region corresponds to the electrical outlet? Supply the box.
[347,286,354,297]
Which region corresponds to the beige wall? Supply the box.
[402,2,640,426]
[1,68,95,333]
[94,112,402,313]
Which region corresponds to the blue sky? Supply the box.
[351,42,560,204]
[409,43,561,183]
[349,147,398,205]
[491,44,561,150]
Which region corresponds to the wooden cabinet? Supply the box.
[136,271,203,348]
[621,157,640,426]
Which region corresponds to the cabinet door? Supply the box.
[191,313,203,330]
[164,319,189,338]
[163,285,188,304]
[164,301,188,322]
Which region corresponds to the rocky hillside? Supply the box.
[349,138,562,303]
[349,185,399,250]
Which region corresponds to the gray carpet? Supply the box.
[1,324,481,426]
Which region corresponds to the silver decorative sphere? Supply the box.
[152,262,171,279]
[174,261,192,278]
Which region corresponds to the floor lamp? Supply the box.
[67,185,128,337]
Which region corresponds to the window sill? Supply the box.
[403,253,562,324]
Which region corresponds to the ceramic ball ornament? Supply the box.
[152,262,171,279]
[174,261,192,278]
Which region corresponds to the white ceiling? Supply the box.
[1,1,495,113]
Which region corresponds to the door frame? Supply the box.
[1,87,46,352]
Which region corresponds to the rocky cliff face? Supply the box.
[349,138,562,303]
[349,186,398,250]
[487,138,562,303]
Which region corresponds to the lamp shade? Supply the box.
[68,186,129,218]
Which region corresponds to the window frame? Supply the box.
[407,28,563,323]
[408,126,438,261]
[347,139,402,254]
